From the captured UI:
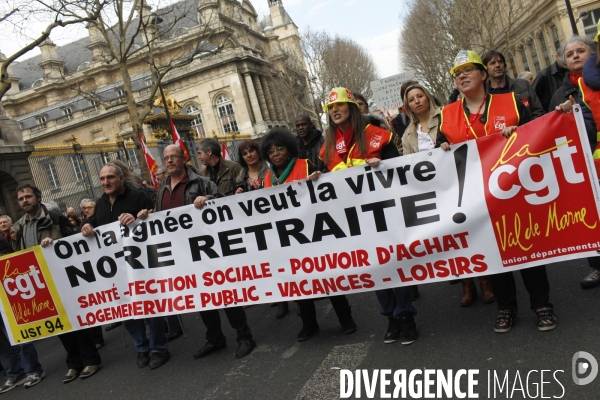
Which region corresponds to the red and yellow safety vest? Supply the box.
[263,158,310,188]
[439,93,520,144]
[578,77,600,180]
[319,124,394,172]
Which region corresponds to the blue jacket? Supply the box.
[579,56,600,148]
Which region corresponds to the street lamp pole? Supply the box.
[565,0,579,35]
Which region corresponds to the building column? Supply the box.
[261,76,278,123]
[253,75,272,122]
[244,73,263,123]
[267,78,285,121]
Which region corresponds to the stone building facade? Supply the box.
[492,0,600,77]
[1,0,309,147]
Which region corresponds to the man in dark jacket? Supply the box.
[532,52,568,113]
[12,184,102,386]
[198,138,242,196]
[295,114,325,171]
[81,162,170,370]
[144,145,222,342]
[483,50,544,119]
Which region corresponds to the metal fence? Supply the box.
[28,135,250,213]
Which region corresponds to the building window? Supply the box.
[116,88,125,99]
[35,115,47,128]
[528,40,541,73]
[519,47,530,72]
[582,9,600,38]
[538,33,551,66]
[550,25,560,50]
[185,104,206,137]
[127,148,139,166]
[45,162,60,189]
[71,156,83,181]
[61,107,73,120]
[89,100,100,110]
[216,94,238,134]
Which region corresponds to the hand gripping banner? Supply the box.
[1,109,599,344]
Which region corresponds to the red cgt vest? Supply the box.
[440,93,520,144]
[319,124,394,172]
[578,77,600,180]
[263,158,310,187]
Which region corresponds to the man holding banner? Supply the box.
[81,163,170,370]
[12,184,102,386]
[143,144,221,342]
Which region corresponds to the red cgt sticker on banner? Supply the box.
[478,112,600,267]
[0,251,59,325]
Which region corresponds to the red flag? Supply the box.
[170,118,190,161]
[221,142,231,160]
[138,132,160,189]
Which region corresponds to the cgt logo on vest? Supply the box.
[0,251,59,325]
[494,116,506,131]
[488,136,584,205]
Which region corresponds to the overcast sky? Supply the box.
[1,0,404,79]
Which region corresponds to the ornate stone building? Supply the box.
[492,0,600,77]
[1,0,309,147]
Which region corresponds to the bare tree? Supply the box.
[399,0,516,103]
[301,27,378,123]
[0,0,108,100]
[39,0,236,179]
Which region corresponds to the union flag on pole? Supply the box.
[221,142,231,160]
[138,132,160,189]
[170,118,190,161]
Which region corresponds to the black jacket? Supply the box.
[0,237,12,256]
[532,61,568,112]
[485,75,544,119]
[436,94,532,147]
[297,129,326,172]
[156,168,222,211]
[549,73,578,111]
[86,185,154,227]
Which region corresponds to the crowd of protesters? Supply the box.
[1,27,600,393]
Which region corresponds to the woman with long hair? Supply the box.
[260,128,357,341]
[319,87,418,346]
[235,140,268,194]
[401,83,440,155]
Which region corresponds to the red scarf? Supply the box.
[569,71,582,86]
[335,125,354,160]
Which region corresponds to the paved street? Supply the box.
[4,259,600,399]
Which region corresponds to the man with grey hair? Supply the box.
[198,138,242,196]
[80,198,96,219]
[81,163,170,370]
[518,71,534,84]
[0,215,16,253]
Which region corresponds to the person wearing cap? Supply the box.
[482,50,544,119]
[319,87,418,346]
[437,50,559,335]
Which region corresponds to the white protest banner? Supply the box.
[1,109,599,345]
[370,71,416,113]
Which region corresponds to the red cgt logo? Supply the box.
[0,252,58,325]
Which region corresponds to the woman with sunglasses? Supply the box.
[260,128,357,341]
[318,87,418,346]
